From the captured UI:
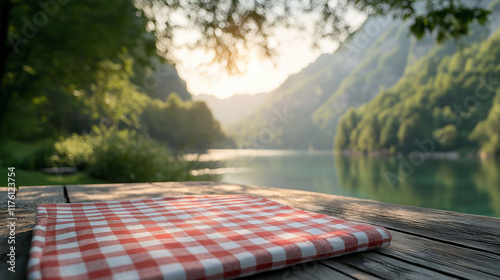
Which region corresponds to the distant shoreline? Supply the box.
[335,150,499,159]
[190,148,499,160]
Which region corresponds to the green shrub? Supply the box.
[51,134,94,169]
[1,140,55,170]
[52,126,194,182]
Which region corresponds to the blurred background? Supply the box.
[1,0,499,217]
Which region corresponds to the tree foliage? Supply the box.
[470,90,500,155]
[1,0,156,138]
[142,93,225,150]
[52,126,194,182]
[0,0,495,153]
[138,0,490,71]
[0,0,227,151]
[232,15,430,150]
[335,24,500,154]
[81,57,148,129]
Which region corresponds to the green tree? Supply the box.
[0,0,492,137]
[80,58,148,129]
[142,93,225,150]
[397,115,422,152]
[470,90,500,155]
[334,108,360,151]
[1,0,156,139]
[141,0,490,71]
[433,124,459,149]
[379,116,399,150]
[336,23,500,154]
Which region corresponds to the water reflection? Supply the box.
[471,159,500,216]
[195,150,500,217]
[334,156,498,217]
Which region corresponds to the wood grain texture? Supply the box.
[319,260,381,280]
[16,185,66,208]
[0,188,10,208]
[143,182,500,254]
[241,260,356,280]
[0,185,65,280]
[0,230,32,280]
[379,231,500,279]
[66,183,156,202]
[67,181,500,253]
[30,182,500,279]
[329,252,459,280]
[0,207,37,280]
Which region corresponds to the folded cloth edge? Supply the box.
[27,205,48,280]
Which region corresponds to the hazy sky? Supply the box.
[172,13,366,99]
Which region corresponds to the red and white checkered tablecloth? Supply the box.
[28,195,391,280]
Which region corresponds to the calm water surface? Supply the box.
[192,149,500,218]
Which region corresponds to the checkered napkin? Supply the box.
[28,195,391,280]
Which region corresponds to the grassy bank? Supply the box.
[0,167,108,187]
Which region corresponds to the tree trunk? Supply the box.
[0,0,12,139]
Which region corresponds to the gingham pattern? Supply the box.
[28,195,391,280]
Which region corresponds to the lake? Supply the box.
[190,149,500,218]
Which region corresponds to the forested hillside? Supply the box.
[230,16,426,149]
[1,0,225,150]
[336,13,500,154]
[230,0,500,154]
[194,93,268,125]
[0,0,227,183]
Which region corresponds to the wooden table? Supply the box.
[1,182,500,280]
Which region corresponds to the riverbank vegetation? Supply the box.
[335,25,500,155]
[229,1,500,156]
[1,0,495,186]
[0,0,227,183]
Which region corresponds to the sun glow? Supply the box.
[172,12,366,99]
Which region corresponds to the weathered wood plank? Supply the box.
[0,208,37,280]
[380,231,500,279]
[241,260,356,280]
[16,185,66,207]
[0,188,10,208]
[319,260,380,280]
[67,182,500,254]
[5,182,499,280]
[0,229,32,280]
[140,182,500,254]
[329,252,459,280]
[66,182,500,279]
[65,183,381,280]
[66,183,156,202]
[0,185,65,280]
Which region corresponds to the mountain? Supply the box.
[229,0,500,153]
[230,15,430,149]
[137,60,192,101]
[194,93,268,125]
[335,19,500,154]
[137,63,232,150]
